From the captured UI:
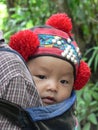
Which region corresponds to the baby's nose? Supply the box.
[47,80,58,92]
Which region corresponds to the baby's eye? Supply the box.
[60,80,68,84]
[36,75,46,79]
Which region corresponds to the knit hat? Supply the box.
[9,13,91,90]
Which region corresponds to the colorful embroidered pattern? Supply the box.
[38,34,81,64]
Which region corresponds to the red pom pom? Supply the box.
[74,61,91,90]
[46,13,72,36]
[9,30,40,61]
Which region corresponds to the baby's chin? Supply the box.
[42,101,54,106]
[43,102,49,106]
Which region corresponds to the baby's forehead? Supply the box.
[31,56,74,73]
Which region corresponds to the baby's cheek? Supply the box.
[59,90,71,101]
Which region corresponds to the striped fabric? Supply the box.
[0,44,43,130]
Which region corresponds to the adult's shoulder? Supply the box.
[0,45,32,85]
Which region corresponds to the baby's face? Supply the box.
[27,56,74,106]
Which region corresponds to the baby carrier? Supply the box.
[0,46,76,130]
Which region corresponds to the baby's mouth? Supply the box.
[42,96,56,105]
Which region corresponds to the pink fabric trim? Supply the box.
[33,28,69,39]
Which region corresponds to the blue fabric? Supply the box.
[26,91,76,121]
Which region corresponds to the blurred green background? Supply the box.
[0,0,98,129]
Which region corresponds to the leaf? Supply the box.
[82,122,90,130]
[87,113,97,125]
[92,92,98,100]
[83,90,92,102]
[88,49,96,67]
[94,53,98,72]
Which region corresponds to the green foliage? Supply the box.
[85,46,98,72]
[76,81,98,130]
[66,1,98,128]
[76,46,98,129]
[67,0,98,46]
[0,0,57,41]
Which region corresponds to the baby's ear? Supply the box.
[74,60,91,90]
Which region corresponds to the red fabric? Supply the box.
[33,27,69,39]
[34,47,62,56]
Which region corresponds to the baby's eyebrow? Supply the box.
[39,66,52,73]
[62,72,74,76]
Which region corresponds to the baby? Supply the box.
[9,13,91,130]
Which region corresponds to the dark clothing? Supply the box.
[0,99,77,130]
[0,43,43,130]
[34,107,76,130]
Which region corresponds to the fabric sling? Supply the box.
[0,46,38,129]
[0,46,77,130]
[0,98,37,130]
